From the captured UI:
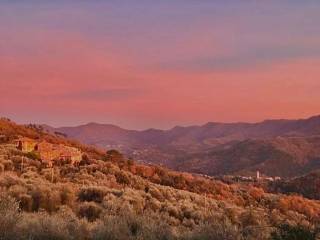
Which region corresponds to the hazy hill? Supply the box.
[175,136,320,177]
[51,115,320,147]
[45,115,320,178]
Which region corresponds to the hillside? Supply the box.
[46,115,320,178]
[175,137,320,177]
[1,118,320,239]
[268,170,320,200]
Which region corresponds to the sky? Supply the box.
[1,0,320,129]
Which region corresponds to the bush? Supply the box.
[271,224,318,240]
[80,154,90,165]
[93,209,175,240]
[184,217,241,240]
[78,186,108,203]
[18,193,33,211]
[30,186,62,212]
[115,171,130,185]
[60,185,76,206]
[25,151,41,160]
[78,202,103,221]
[103,149,123,162]
[0,194,21,239]
[18,209,88,240]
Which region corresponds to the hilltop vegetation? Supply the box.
[0,118,320,239]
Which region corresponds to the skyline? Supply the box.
[1,1,320,129]
[5,113,320,132]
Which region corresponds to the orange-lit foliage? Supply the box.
[277,195,320,220]
[248,187,265,201]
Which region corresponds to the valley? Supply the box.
[46,115,320,178]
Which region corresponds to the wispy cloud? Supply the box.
[154,43,320,73]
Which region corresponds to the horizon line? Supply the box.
[2,114,319,132]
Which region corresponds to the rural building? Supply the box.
[14,137,82,166]
[35,142,82,164]
[14,137,38,152]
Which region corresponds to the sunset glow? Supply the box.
[1,1,320,129]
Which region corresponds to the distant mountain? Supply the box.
[174,136,320,177]
[45,115,320,177]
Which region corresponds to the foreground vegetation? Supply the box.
[0,118,320,239]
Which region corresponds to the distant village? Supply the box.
[14,137,82,167]
[196,170,282,183]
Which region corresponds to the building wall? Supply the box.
[16,140,37,152]
[15,138,82,165]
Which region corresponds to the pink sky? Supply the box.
[1,1,320,129]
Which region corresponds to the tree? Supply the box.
[103,149,123,162]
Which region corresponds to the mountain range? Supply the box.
[44,115,320,178]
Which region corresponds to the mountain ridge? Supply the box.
[45,115,320,132]
[42,115,320,178]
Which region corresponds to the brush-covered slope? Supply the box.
[1,117,320,239]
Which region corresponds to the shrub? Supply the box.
[78,202,103,221]
[0,193,21,239]
[25,151,41,160]
[184,217,241,240]
[81,154,89,162]
[78,186,108,203]
[271,224,318,240]
[115,171,130,185]
[30,186,62,212]
[106,149,122,157]
[93,209,175,240]
[17,210,88,240]
[103,149,123,162]
[248,187,265,201]
[18,193,33,211]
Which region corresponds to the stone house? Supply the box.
[35,142,82,165]
[14,137,82,166]
[14,137,38,152]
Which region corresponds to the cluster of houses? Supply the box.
[197,170,282,184]
[14,137,82,167]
